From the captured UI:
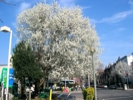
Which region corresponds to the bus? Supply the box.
[60,80,75,85]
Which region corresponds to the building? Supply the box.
[0,54,12,73]
[118,53,133,66]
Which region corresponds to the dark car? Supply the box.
[109,85,116,89]
[97,84,100,88]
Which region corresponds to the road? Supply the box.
[54,88,133,100]
[97,88,133,100]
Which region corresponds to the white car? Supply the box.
[103,85,108,88]
[100,84,108,88]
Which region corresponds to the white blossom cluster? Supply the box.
[16,2,101,80]
[111,61,133,80]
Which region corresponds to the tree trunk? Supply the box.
[35,81,38,95]
[43,79,46,89]
[20,78,25,99]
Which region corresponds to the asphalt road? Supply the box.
[54,88,133,100]
[97,88,133,100]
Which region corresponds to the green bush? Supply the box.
[38,93,49,99]
[82,87,94,100]
[38,89,50,99]
[12,97,19,100]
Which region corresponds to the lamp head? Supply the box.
[0,26,11,32]
[90,47,95,53]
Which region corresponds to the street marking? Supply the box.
[57,93,63,97]
[67,92,71,98]
[57,92,72,98]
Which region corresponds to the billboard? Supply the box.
[1,68,7,88]
[1,68,14,88]
[9,68,14,88]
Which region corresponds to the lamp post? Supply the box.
[0,26,12,100]
[90,47,97,100]
[88,73,90,87]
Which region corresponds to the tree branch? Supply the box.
[0,0,16,23]
[0,0,16,6]
[0,19,3,23]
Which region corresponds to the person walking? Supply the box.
[31,84,35,99]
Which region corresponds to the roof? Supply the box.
[0,64,7,66]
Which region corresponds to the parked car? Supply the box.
[109,85,116,89]
[103,84,108,88]
[97,84,100,88]
[99,84,108,88]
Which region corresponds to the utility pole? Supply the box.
[90,47,97,100]
[88,73,90,87]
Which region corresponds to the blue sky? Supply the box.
[0,0,133,66]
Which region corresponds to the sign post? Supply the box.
[126,72,128,89]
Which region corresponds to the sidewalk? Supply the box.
[117,87,133,91]
[127,88,133,91]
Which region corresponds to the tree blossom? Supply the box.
[16,2,101,81]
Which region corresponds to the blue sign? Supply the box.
[9,68,14,88]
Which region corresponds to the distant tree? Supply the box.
[12,41,43,97]
[115,61,132,78]
[97,61,104,71]
[111,61,133,88]
[96,61,104,84]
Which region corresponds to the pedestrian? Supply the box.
[75,85,77,91]
[62,86,64,92]
[31,84,35,99]
[78,85,80,90]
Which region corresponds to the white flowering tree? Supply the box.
[111,61,133,87]
[111,61,132,78]
[16,2,101,87]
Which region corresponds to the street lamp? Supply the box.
[90,47,97,100]
[0,26,12,100]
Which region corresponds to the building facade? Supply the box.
[119,53,133,66]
